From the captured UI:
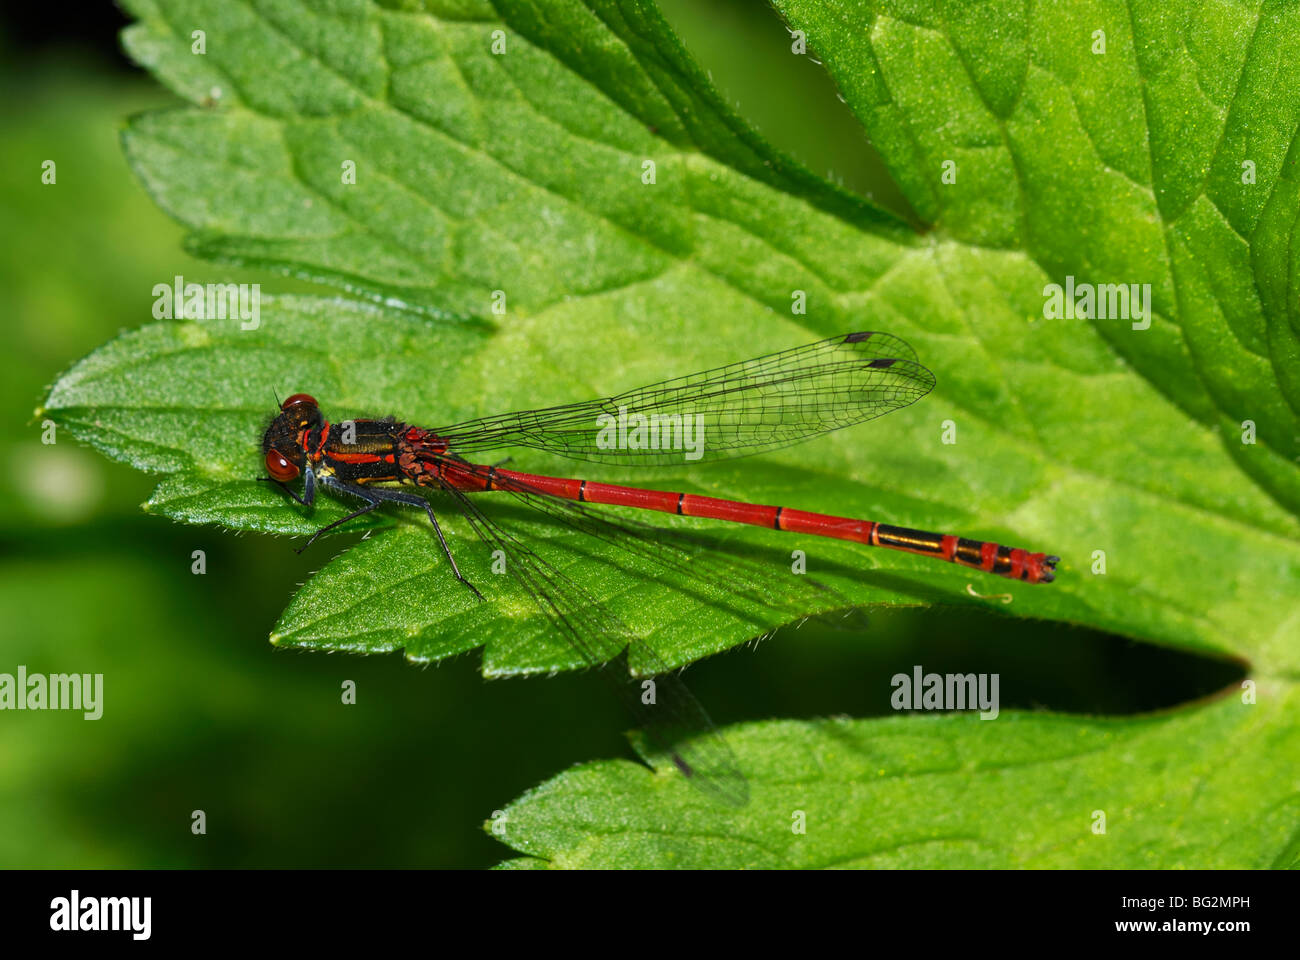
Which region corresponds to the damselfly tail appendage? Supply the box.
[863,524,1058,584]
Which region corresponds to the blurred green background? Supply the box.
[1,1,1239,868]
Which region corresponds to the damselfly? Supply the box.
[260,332,1059,805]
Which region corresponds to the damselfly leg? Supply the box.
[263,472,484,600]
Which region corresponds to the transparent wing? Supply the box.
[429,475,751,808]
[434,332,935,465]
[440,456,850,637]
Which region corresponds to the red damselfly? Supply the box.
[260,332,1059,806]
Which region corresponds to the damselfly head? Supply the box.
[261,392,323,482]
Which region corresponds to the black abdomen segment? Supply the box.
[873,524,1055,582]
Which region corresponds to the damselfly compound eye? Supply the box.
[282,393,318,411]
[265,449,299,481]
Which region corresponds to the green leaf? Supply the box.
[42,0,1300,866]
[43,294,874,675]
[493,696,1300,869]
